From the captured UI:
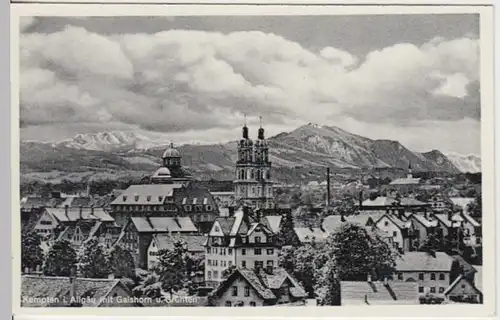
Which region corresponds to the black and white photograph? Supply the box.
[12,5,495,315]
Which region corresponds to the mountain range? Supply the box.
[19,124,481,184]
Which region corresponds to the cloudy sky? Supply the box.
[20,15,480,155]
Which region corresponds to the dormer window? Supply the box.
[185,205,192,212]
[123,196,127,201]
[147,196,151,202]
[195,205,202,212]
[255,236,261,243]
[158,196,163,202]
[206,205,213,211]
[134,195,139,202]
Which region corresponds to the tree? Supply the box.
[467,194,482,218]
[315,259,340,306]
[278,210,300,247]
[418,233,441,253]
[334,194,357,216]
[79,237,110,278]
[107,244,136,279]
[133,272,163,299]
[21,231,44,272]
[154,240,188,293]
[42,239,77,276]
[328,223,399,281]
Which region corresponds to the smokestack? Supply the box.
[79,205,83,220]
[447,210,452,222]
[326,167,331,208]
[64,205,69,220]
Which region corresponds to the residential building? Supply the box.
[147,233,205,269]
[204,207,279,286]
[434,212,481,247]
[394,252,457,297]
[374,213,412,252]
[360,196,430,212]
[341,278,419,305]
[210,268,307,306]
[233,120,275,210]
[114,216,198,269]
[21,275,138,307]
[293,227,329,245]
[443,275,483,303]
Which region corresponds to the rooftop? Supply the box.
[130,217,198,233]
[110,184,184,205]
[341,280,419,305]
[395,252,454,272]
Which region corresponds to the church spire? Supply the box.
[242,114,249,139]
[258,116,265,140]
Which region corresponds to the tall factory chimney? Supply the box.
[326,167,331,209]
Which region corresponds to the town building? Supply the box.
[203,207,278,286]
[340,277,419,305]
[210,268,307,306]
[21,275,138,307]
[388,163,422,194]
[233,119,275,210]
[393,252,456,297]
[114,216,198,269]
[109,145,218,233]
[444,274,483,303]
[147,233,205,270]
[210,191,236,209]
[293,227,329,245]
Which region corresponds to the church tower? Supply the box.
[234,117,274,210]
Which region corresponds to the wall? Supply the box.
[235,246,278,270]
[205,246,236,283]
[376,216,404,250]
[216,276,264,307]
[394,271,450,296]
[445,277,481,303]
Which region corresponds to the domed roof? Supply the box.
[152,167,171,177]
[162,143,181,158]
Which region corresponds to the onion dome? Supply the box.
[162,143,181,158]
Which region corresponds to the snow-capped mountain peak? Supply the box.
[57,131,163,151]
[445,152,481,173]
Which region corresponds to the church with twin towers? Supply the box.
[233,117,275,210]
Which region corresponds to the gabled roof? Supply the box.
[152,234,206,252]
[341,281,419,305]
[263,215,282,234]
[395,252,454,272]
[213,216,235,235]
[130,217,197,233]
[45,207,114,223]
[294,227,328,244]
[21,197,63,210]
[390,177,421,185]
[376,214,411,230]
[362,197,427,207]
[411,214,439,229]
[434,213,465,228]
[443,274,482,297]
[58,197,93,208]
[461,212,480,227]
[110,184,183,205]
[21,275,132,307]
[213,268,306,301]
[449,197,475,211]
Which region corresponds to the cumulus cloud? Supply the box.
[19,25,480,144]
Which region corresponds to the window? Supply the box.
[250,301,256,307]
[267,249,274,255]
[397,273,403,280]
[255,236,261,243]
[228,261,233,267]
[418,286,424,293]
[242,237,247,244]
[430,287,436,293]
[123,196,127,201]
[267,260,274,268]
[418,273,424,281]
[214,271,219,279]
[384,221,389,226]
[206,205,213,211]
[393,231,397,237]
[242,261,246,268]
[207,271,212,279]
[440,273,446,280]
[255,248,262,255]
[135,195,139,202]
[430,273,436,280]
[158,196,163,202]
[439,287,445,293]
[232,286,238,296]
[207,260,211,266]
[225,301,232,307]
[229,249,233,255]
[255,261,263,269]
[461,284,466,289]
[244,286,250,297]
[40,221,52,225]
[147,196,151,201]
[242,249,246,256]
